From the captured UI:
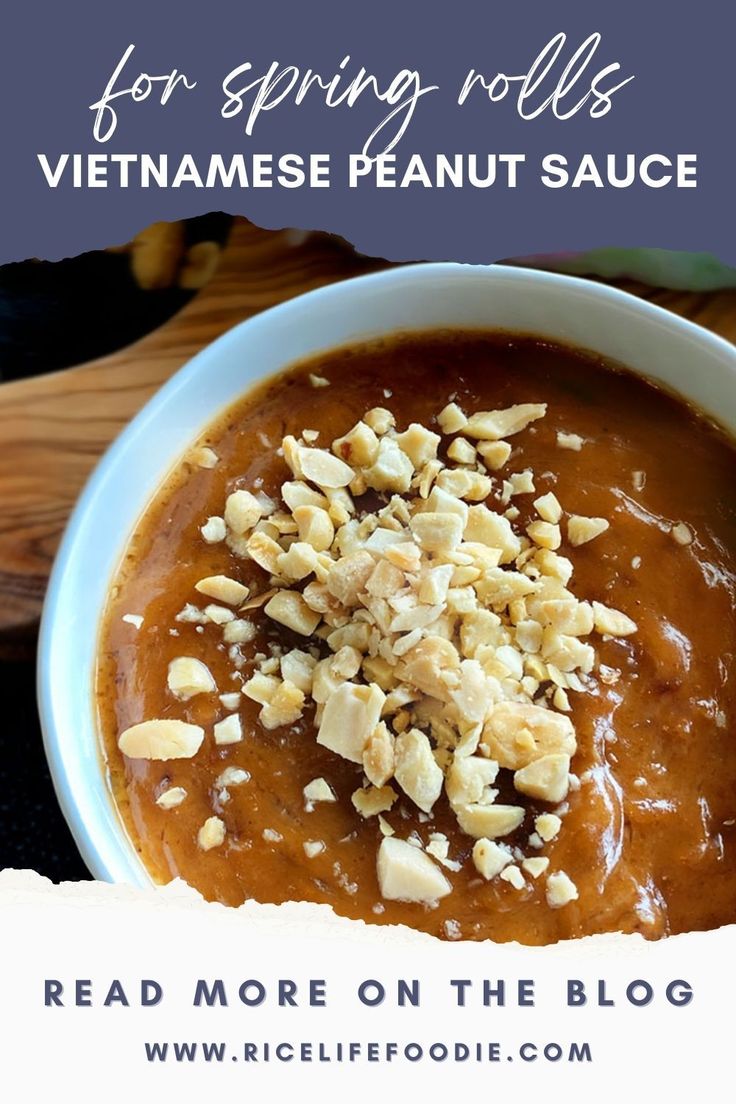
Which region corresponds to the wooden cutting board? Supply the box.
[1,218,735,652]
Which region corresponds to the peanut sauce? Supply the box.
[97,332,736,943]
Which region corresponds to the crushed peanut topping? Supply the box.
[499,864,526,890]
[567,515,610,547]
[216,766,250,787]
[213,713,243,746]
[437,402,468,435]
[546,870,579,908]
[477,440,512,471]
[118,395,658,912]
[671,521,693,546]
[156,785,187,809]
[191,446,219,469]
[195,574,249,605]
[303,777,336,807]
[119,719,204,760]
[303,840,326,858]
[198,816,226,851]
[522,855,550,878]
[533,492,562,525]
[472,838,513,880]
[535,812,562,842]
[167,656,216,701]
[352,785,397,817]
[377,836,452,903]
[556,431,584,451]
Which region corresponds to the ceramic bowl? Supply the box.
[37,262,736,885]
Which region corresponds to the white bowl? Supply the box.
[37,262,736,887]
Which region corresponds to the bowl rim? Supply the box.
[36,259,736,887]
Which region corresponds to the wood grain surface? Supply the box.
[1,217,735,650]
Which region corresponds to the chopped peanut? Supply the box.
[567,515,610,546]
[303,777,336,805]
[472,838,513,879]
[364,407,395,435]
[195,575,249,605]
[167,657,216,701]
[293,505,335,552]
[156,786,187,809]
[454,803,525,839]
[317,682,385,763]
[395,423,441,468]
[465,403,547,441]
[592,601,638,637]
[145,387,640,912]
[377,837,452,903]
[200,516,226,543]
[364,722,396,787]
[410,512,464,553]
[394,728,444,813]
[447,437,477,464]
[265,591,321,636]
[522,856,550,878]
[224,489,263,534]
[514,753,570,803]
[119,719,205,760]
[259,680,305,730]
[192,446,219,469]
[527,520,562,551]
[533,492,562,524]
[671,521,693,546]
[556,431,584,451]
[437,402,468,434]
[546,870,579,908]
[213,714,243,746]
[352,785,397,817]
[484,702,576,770]
[198,816,226,851]
[333,421,380,467]
[298,446,354,489]
[535,812,562,842]
[477,440,512,471]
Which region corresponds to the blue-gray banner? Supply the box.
[0,0,731,263]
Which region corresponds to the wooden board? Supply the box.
[1,217,735,651]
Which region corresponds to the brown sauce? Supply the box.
[97,331,736,943]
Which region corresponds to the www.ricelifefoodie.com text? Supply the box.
[141,1038,595,1065]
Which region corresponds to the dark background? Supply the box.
[0,214,231,878]
[0,654,89,878]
